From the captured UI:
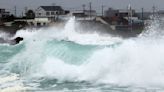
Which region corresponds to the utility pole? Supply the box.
[141,8,144,21]
[89,2,92,19]
[82,4,86,13]
[24,7,28,16]
[101,5,105,17]
[22,12,24,17]
[128,4,133,32]
[82,4,86,20]
[51,3,56,21]
[14,6,17,17]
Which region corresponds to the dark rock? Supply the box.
[14,37,23,44]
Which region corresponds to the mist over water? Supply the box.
[1,17,164,92]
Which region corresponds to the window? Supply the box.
[51,12,54,15]
[56,11,59,15]
[61,11,64,14]
[37,23,41,26]
[46,12,50,16]
[54,11,57,14]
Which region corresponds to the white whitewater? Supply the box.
[1,17,164,92]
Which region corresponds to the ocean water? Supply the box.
[1,17,164,92]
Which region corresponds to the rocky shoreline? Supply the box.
[0,20,144,38]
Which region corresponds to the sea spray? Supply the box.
[0,17,164,91]
[37,17,164,87]
[40,38,164,87]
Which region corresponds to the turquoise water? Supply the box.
[1,18,164,92]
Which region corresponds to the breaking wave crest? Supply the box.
[1,17,164,91]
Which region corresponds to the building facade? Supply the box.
[105,8,119,18]
[70,10,97,20]
[0,9,10,18]
[105,8,135,18]
[35,6,69,21]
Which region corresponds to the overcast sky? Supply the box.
[0,0,163,16]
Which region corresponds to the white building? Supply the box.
[35,6,69,21]
[14,18,51,27]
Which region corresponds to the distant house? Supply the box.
[105,8,119,18]
[135,12,152,20]
[118,9,135,18]
[104,8,145,26]
[158,10,164,17]
[0,9,5,18]
[70,10,97,20]
[14,17,51,27]
[35,6,69,21]
[0,8,10,24]
[84,10,97,17]
[105,8,135,18]
[0,9,10,18]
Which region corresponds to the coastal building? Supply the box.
[0,9,10,18]
[0,9,5,18]
[0,8,10,25]
[105,8,119,18]
[33,18,50,26]
[132,10,164,20]
[84,10,97,17]
[35,6,69,21]
[102,7,144,31]
[14,18,50,27]
[158,10,164,17]
[104,8,136,25]
[70,10,96,20]
[135,12,152,20]
[12,6,69,27]
[105,8,135,18]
